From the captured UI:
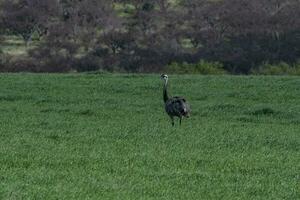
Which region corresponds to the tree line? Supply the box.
[1,0,300,74]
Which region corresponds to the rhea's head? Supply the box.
[160,74,168,82]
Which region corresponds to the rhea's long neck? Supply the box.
[163,79,169,103]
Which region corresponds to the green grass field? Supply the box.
[0,73,299,199]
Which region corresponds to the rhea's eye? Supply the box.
[160,74,168,79]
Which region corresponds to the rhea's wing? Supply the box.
[166,97,190,116]
[173,96,186,102]
[174,97,190,111]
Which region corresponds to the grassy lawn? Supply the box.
[0,73,299,199]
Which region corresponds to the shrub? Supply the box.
[26,40,78,72]
[0,53,4,71]
[0,50,74,73]
[74,54,103,72]
[167,60,227,74]
[0,54,38,72]
[252,62,300,75]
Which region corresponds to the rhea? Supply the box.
[161,74,190,126]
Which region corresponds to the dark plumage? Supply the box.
[161,74,190,126]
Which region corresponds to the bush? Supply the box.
[0,49,75,73]
[74,54,103,72]
[26,41,77,72]
[0,52,5,72]
[166,60,227,74]
[0,54,38,72]
[252,62,300,75]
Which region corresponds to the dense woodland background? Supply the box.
[0,0,300,74]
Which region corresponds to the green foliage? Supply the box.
[252,62,300,75]
[167,60,227,74]
[0,74,299,199]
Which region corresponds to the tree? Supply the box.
[1,0,58,43]
[181,0,300,73]
[0,0,299,73]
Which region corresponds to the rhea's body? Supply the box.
[161,74,190,126]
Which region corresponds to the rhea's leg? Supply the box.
[179,117,182,125]
[170,116,174,126]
